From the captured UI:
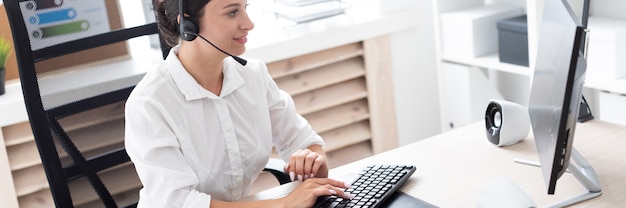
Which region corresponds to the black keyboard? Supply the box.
[313,165,416,208]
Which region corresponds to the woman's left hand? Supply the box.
[284,148,329,181]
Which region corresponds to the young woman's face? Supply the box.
[198,0,254,56]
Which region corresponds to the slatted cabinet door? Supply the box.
[268,37,397,160]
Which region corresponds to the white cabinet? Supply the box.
[440,62,503,131]
[432,0,626,129]
[598,91,626,126]
[585,17,626,80]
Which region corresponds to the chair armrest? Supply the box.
[263,158,292,185]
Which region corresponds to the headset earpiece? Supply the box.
[180,17,199,41]
[177,0,247,66]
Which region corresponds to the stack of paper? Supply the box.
[274,0,344,23]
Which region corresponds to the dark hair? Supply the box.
[153,0,210,47]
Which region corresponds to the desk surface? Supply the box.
[248,120,626,207]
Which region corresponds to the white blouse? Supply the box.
[125,46,324,207]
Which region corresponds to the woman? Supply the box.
[124,0,351,207]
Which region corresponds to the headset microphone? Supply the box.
[186,31,248,66]
[178,0,247,66]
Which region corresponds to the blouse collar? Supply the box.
[166,45,245,101]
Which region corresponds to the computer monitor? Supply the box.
[527,0,601,206]
[529,0,585,194]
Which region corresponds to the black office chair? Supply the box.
[4,0,289,207]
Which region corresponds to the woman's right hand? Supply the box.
[277,178,353,208]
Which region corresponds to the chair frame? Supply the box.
[5,1,159,207]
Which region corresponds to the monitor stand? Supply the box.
[514,148,602,207]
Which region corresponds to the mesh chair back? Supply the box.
[4,0,166,207]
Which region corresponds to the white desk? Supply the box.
[247,120,626,207]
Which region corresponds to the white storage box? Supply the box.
[598,91,626,126]
[440,4,523,58]
[586,17,626,80]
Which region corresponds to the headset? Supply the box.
[178,0,248,66]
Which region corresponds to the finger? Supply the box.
[328,186,354,199]
[294,150,310,181]
[295,156,303,181]
[303,153,318,178]
[284,163,295,182]
[314,185,354,200]
[310,156,324,178]
[289,150,303,181]
[288,151,300,181]
[307,178,350,189]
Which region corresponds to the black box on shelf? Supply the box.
[497,15,529,67]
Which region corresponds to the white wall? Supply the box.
[382,0,442,145]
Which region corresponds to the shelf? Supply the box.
[2,122,33,146]
[293,78,368,115]
[267,42,363,79]
[320,120,372,152]
[68,164,140,206]
[274,56,366,95]
[440,52,531,76]
[434,0,626,131]
[15,164,140,208]
[7,141,40,171]
[305,99,370,133]
[13,165,47,196]
[57,102,125,133]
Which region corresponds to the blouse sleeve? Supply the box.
[260,63,325,162]
[125,96,212,208]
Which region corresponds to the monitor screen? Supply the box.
[528,0,586,194]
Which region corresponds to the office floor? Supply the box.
[251,142,372,194]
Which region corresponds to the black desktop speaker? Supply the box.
[485,99,530,147]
